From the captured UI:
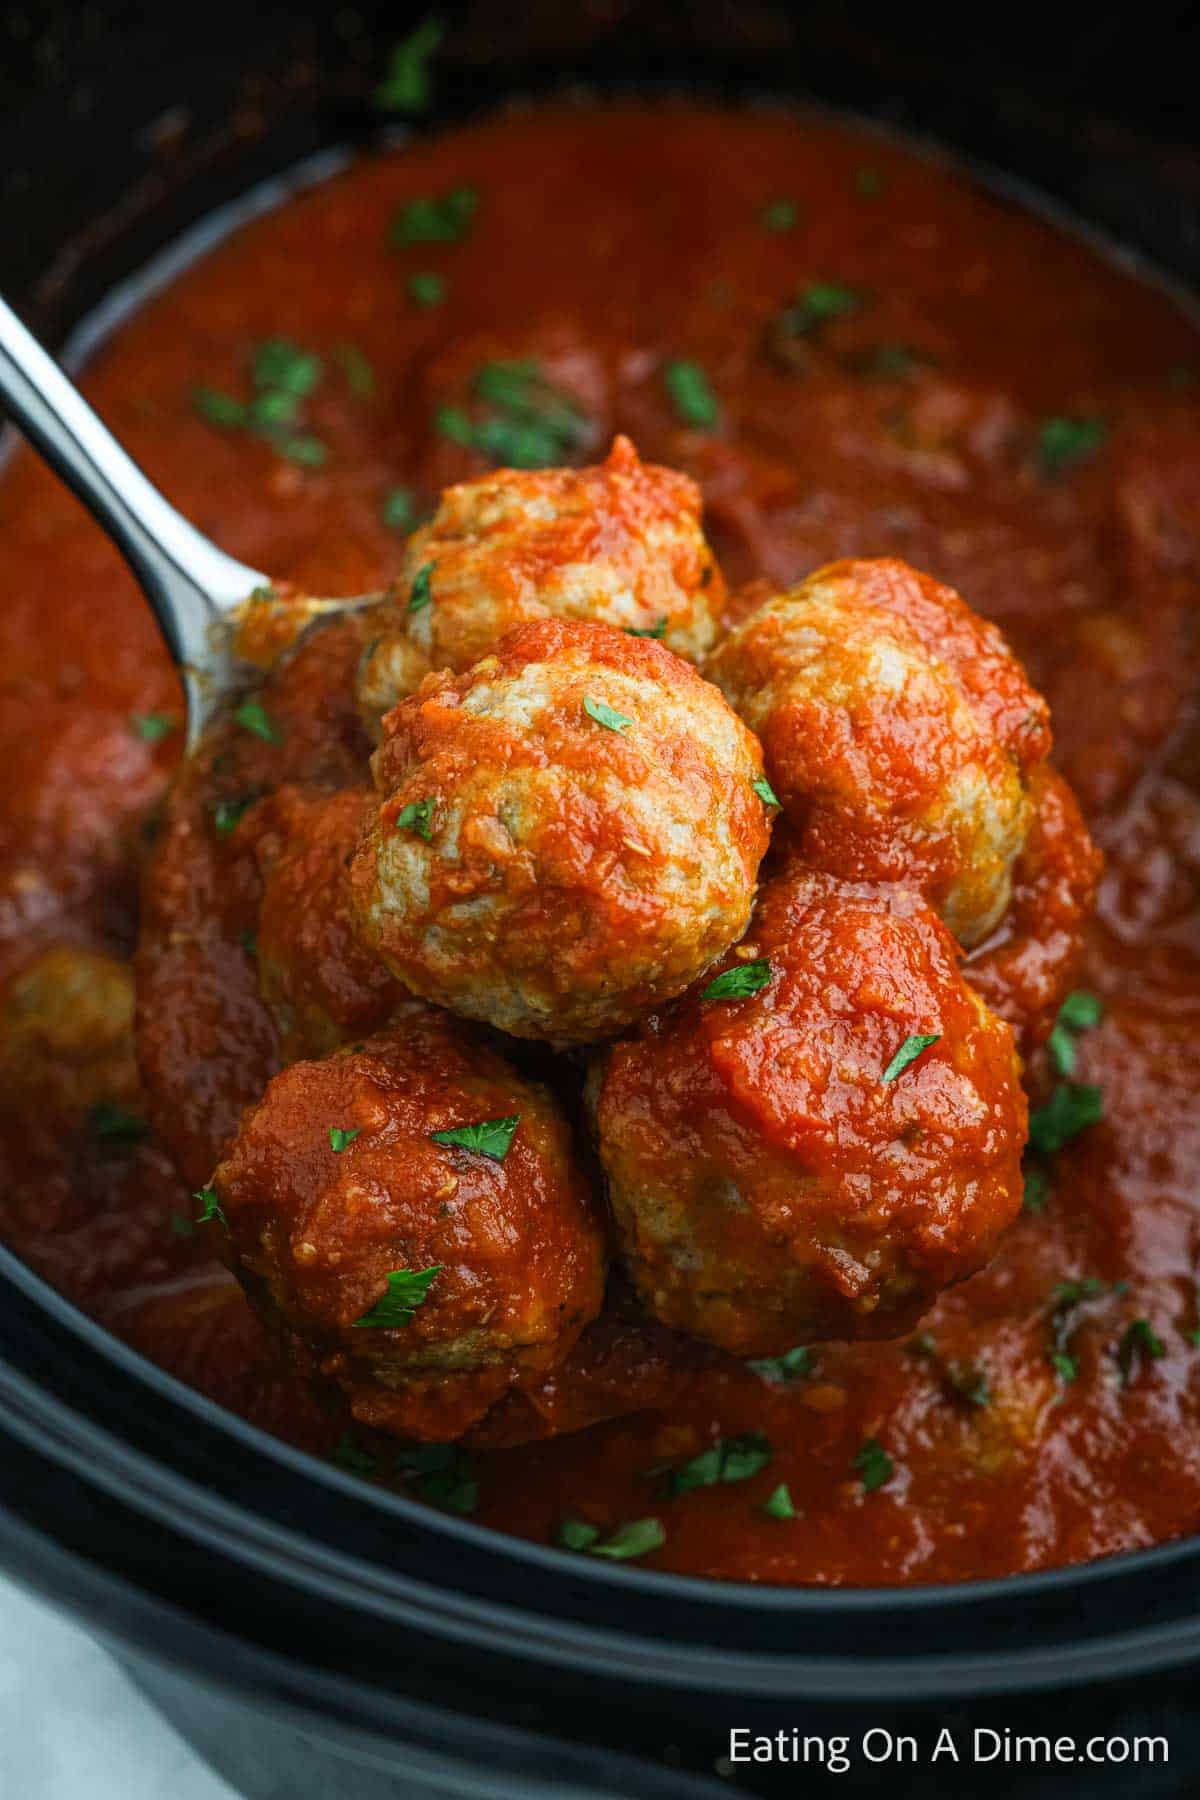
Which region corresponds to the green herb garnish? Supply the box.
[625,618,668,639]
[131,712,177,743]
[252,339,322,397]
[234,699,282,743]
[1118,1317,1165,1383]
[395,798,435,840]
[663,358,719,429]
[194,1186,227,1228]
[702,960,772,1002]
[583,695,633,734]
[881,1033,940,1083]
[781,281,862,337]
[746,1345,813,1386]
[169,1213,195,1238]
[395,1443,478,1513]
[1047,1276,1112,1383]
[1023,1165,1051,1214]
[382,487,418,531]
[1036,416,1107,479]
[353,1265,441,1329]
[1028,1082,1103,1155]
[373,15,444,113]
[333,343,375,398]
[407,561,435,612]
[429,1115,520,1161]
[554,1517,601,1551]
[329,1126,360,1153]
[760,1482,796,1520]
[192,387,246,428]
[751,774,780,807]
[1047,989,1103,1077]
[390,185,478,246]
[853,1438,894,1492]
[407,270,446,309]
[212,795,254,836]
[663,1433,772,1495]
[585,1518,666,1561]
[760,198,798,233]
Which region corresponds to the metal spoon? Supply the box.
[0,294,353,746]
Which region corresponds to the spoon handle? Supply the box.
[0,294,266,737]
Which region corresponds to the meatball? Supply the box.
[965,765,1101,1052]
[349,617,771,1042]
[354,436,725,735]
[242,785,403,1060]
[0,944,140,1129]
[592,865,1026,1355]
[707,557,1051,947]
[210,1008,607,1440]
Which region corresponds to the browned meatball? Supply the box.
[210,1007,607,1440]
[350,617,771,1042]
[592,865,1026,1355]
[708,557,1051,947]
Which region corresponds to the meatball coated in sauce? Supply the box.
[708,557,1051,948]
[354,436,725,735]
[966,765,1101,1052]
[593,866,1026,1356]
[210,1009,607,1441]
[241,785,403,1060]
[351,617,771,1042]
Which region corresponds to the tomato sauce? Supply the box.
[2,101,1200,1584]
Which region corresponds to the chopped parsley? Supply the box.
[390,185,478,246]
[848,343,926,379]
[555,1517,601,1551]
[353,1266,441,1329]
[429,1115,520,1161]
[1023,1165,1051,1214]
[662,1432,772,1495]
[760,1482,796,1521]
[211,795,254,836]
[751,774,780,808]
[233,699,282,743]
[382,487,419,531]
[908,1334,991,1409]
[1036,415,1107,479]
[702,960,772,1002]
[434,359,588,469]
[373,15,444,113]
[881,1032,940,1083]
[407,270,446,309]
[760,198,799,233]
[1118,1318,1165,1384]
[89,1102,148,1144]
[580,1518,666,1561]
[780,281,863,337]
[396,1443,478,1514]
[1046,1276,1117,1383]
[853,1438,894,1492]
[192,338,328,470]
[194,1186,227,1229]
[746,1345,813,1386]
[1048,989,1103,1077]
[408,562,435,611]
[169,1213,195,1238]
[583,695,633,734]
[332,1434,378,1478]
[395,798,435,840]
[1028,1081,1103,1155]
[625,618,668,639]
[663,358,719,429]
[329,1126,360,1153]
[131,711,177,743]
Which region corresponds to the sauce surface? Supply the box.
[2,101,1200,1584]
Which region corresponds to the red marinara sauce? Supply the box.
[1,102,1199,1585]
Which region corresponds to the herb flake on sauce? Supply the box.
[353,1265,442,1328]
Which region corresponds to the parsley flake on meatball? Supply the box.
[592,865,1026,1355]
[707,557,1051,947]
[350,617,771,1042]
[209,1007,607,1440]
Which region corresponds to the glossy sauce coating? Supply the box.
[2,102,1200,1583]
